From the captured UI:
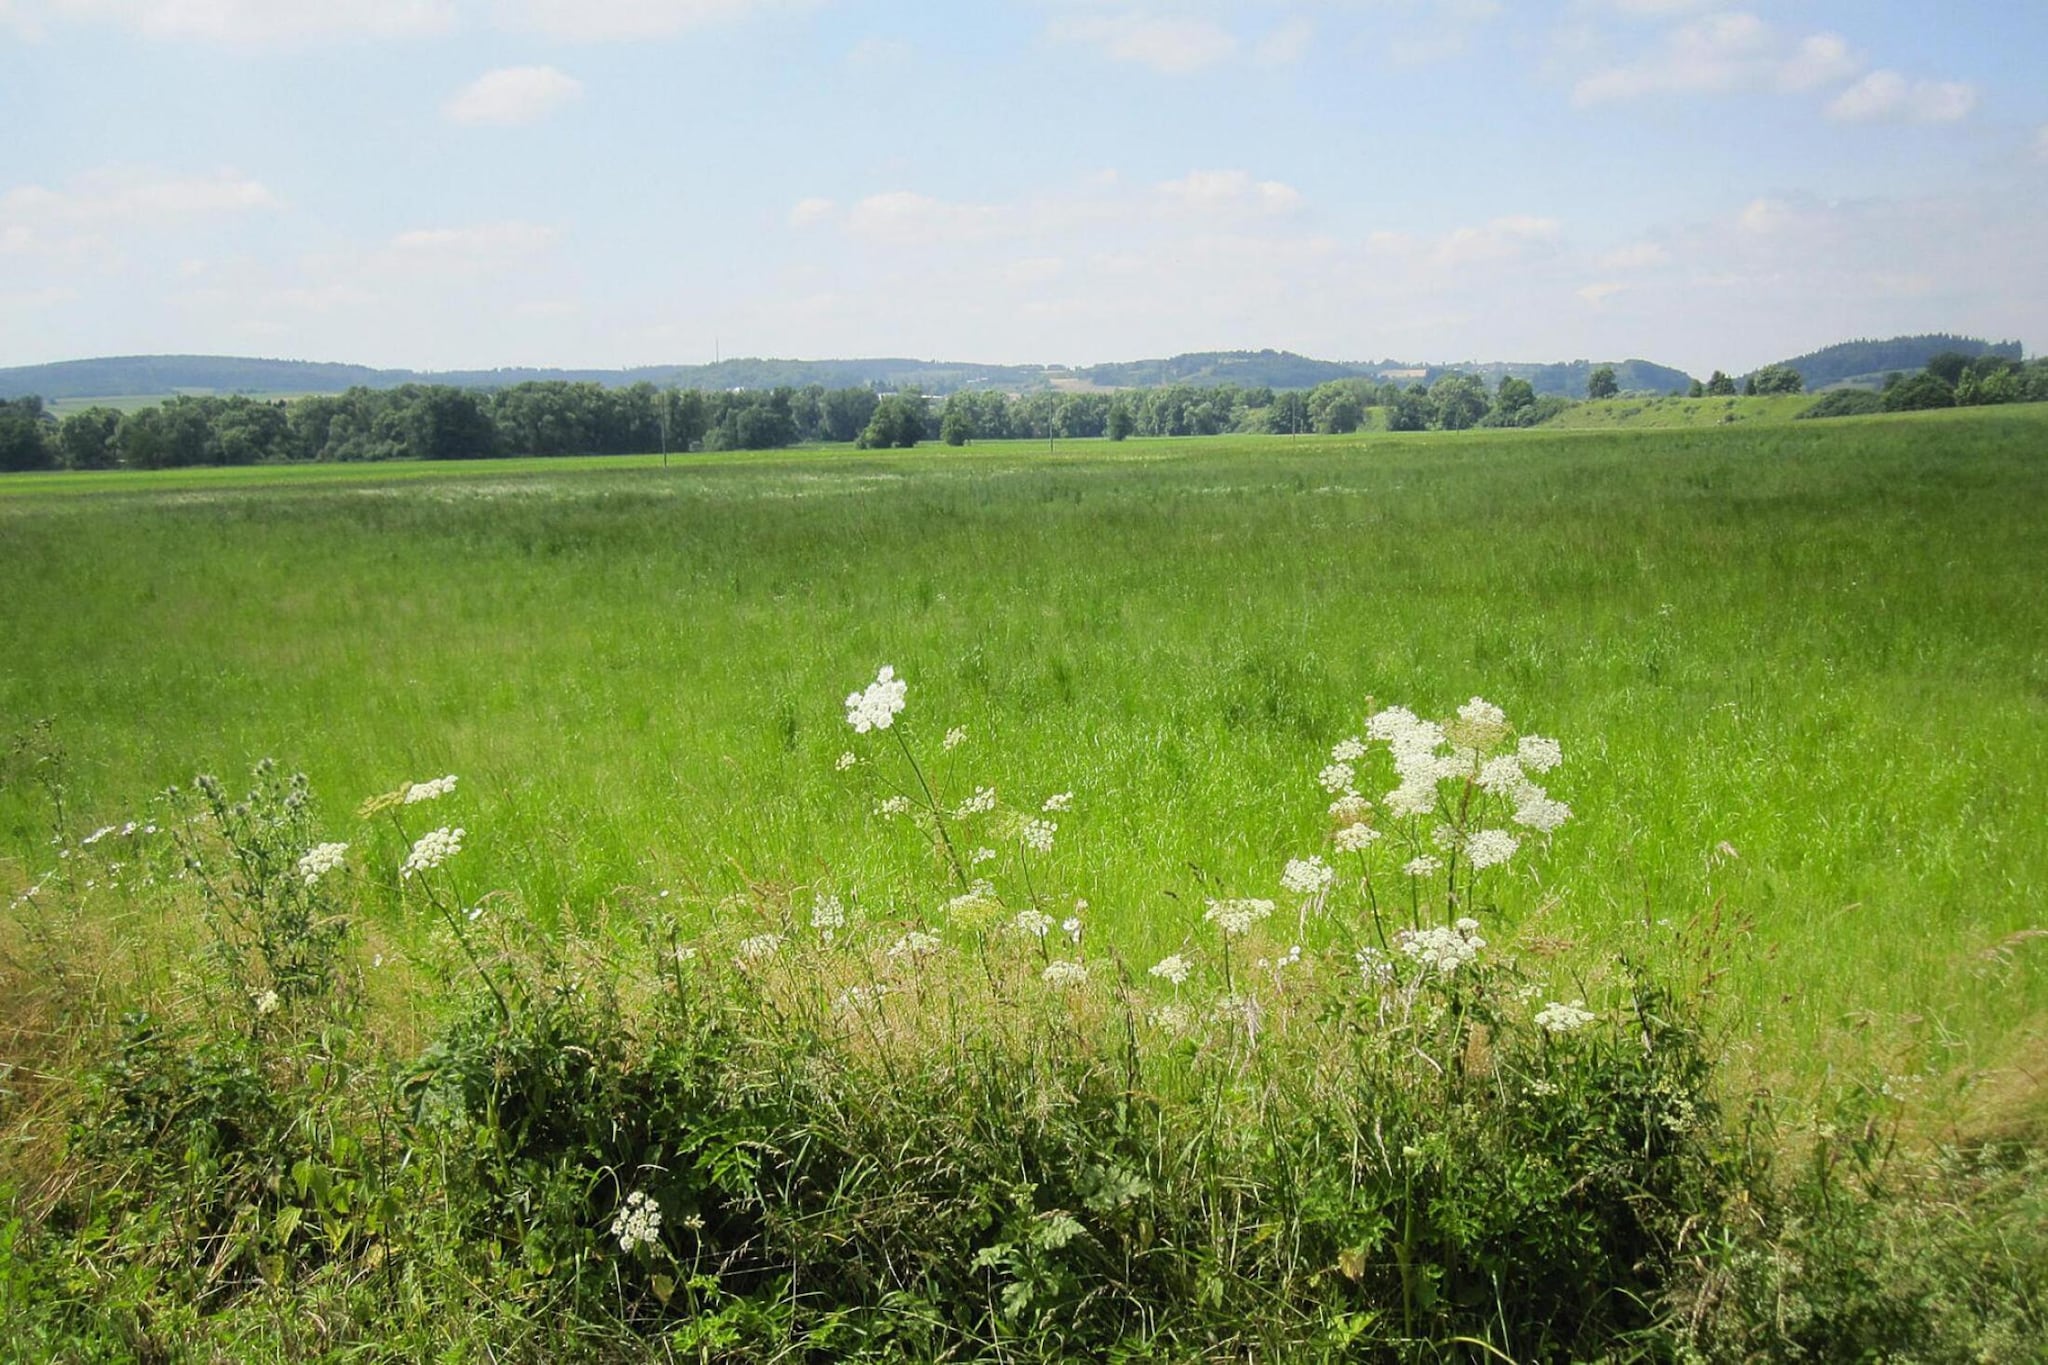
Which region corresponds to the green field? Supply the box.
[5,407,2045,1097]
[1539,393,1818,429]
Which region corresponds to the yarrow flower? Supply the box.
[1149,953,1191,986]
[1061,915,1083,943]
[403,774,458,805]
[1384,781,1437,818]
[1333,823,1380,853]
[1355,946,1394,986]
[401,827,464,878]
[1396,922,1486,975]
[1533,999,1596,1036]
[735,932,783,965]
[844,665,908,734]
[1041,791,1073,813]
[1477,755,1526,796]
[947,879,998,915]
[297,841,348,886]
[1041,959,1089,988]
[1021,818,1057,853]
[1203,897,1274,937]
[1280,856,1334,897]
[611,1191,663,1254]
[1464,828,1520,870]
[1454,697,1508,742]
[943,726,967,750]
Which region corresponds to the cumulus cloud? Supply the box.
[788,197,836,227]
[1048,12,1240,74]
[1156,169,1303,216]
[1826,70,1978,125]
[0,168,277,256]
[443,66,583,126]
[1252,16,1312,68]
[1571,12,1862,105]
[1576,281,1628,306]
[843,191,1003,247]
[1599,241,1669,270]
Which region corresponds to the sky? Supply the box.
[2,0,2044,376]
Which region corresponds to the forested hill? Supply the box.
[1754,335,2024,391]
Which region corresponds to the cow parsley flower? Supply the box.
[735,932,783,965]
[1356,946,1393,986]
[1280,856,1334,897]
[401,827,464,878]
[1041,959,1089,988]
[1042,791,1073,813]
[1513,792,1571,833]
[252,988,281,1016]
[1533,999,1596,1036]
[876,795,913,818]
[888,929,942,960]
[1465,828,1519,870]
[1330,737,1366,763]
[1366,706,1421,742]
[970,846,996,866]
[1396,923,1485,975]
[834,751,858,771]
[1384,781,1437,818]
[1333,823,1380,853]
[1061,915,1083,943]
[1021,818,1056,853]
[943,726,967,750]
[957,786,998,816]
[1477,755,1526,796]
[1402,854,1442,878]
[297,841,349,886]
[1011,908,1054,938]
[811,894,846,942]
[1317,762,1356,795]
[611,1191,663,1254]
[1203,897,1274,937]
[1149,953,1191,986]
[844,665,907,733]
[404,774,459,805]
[1328,792,1371,822]
[947,879,998,915]
[1455,697,1508,740]
[1516,735,1563,773]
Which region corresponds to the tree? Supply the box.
[939,395,974,447]
[1749,364,1804,396]
[858,393,929,449]
[1587,366,1619,400]
[1488,376,1537,428]
[1432,373,1489,430]
[58,406,123,469]
[1705,371,1737,397]
[1881,372,1956,412]
[0,397,54,472]
[1687,379,1705,399]
[1106,399,1135,442]
[820,387,879,443]
[1385,387,1432,432]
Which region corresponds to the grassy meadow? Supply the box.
[4,407,2045,1093]
[3,405,2047,1359]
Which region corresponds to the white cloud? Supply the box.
[498,0,808,41]
[38,0,455,42]
[443,66,583,126]
[1599,241,1669,270]
[788,197,836,227]
[1571,13,1864,107]
[373,221,562,278]
[1252,16,1312,68]
[1426,215,1562,268]
[844,191,1002,247]
[1576,281,1628,306]
[1826,70,1977,125]
[1156,169,1303,216]
[0,168,277,259]
[845,35,911,69]
[1048,13,1240,75]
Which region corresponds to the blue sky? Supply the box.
[2,0,2043,375]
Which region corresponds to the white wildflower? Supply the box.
[81,824,119,847]
[1041,959,1089,989]
[1333,823,1380,853]
[252,988,281,1016]
[1465,828,1519,870]
[1384,781,1437,818]
[1455,916,1479,932]
[1328,792,1371,822]
[1477,755,1526,796]
[957,786,998,816]
[1061,915,1083,944]
[401,826,464,878]
[734,932,783,965]
[1011,908,1054,938]
[1150,1001,1197,1034]
[1403,854,1442,877]
[1513,793,1572,834]
[1021,818,1056,854]
[1356,946,1393,986]
[1366,706,1421,742]
[1516,735,1563,773]
[1432,824,1460,849]
[611,1191,663,1254]
[947,879,998,914]
[834,751,858,771]
[1396,923,1486,975]
[1330,737,1366,763]
[970,846,996,866]
[1456,696,1508,736]
[1280,856,1334,897]
[1041,791,1073,813]
[1317,762,1356,795]
[844,665,908,734]
[1149,953,1191,986]
[404,774,459,805]
[1203,897,1274,937]
[811,894,846,941]
[943,726,967,750]
[1534,999,1596,1036]
[888,929,943,960]
[876,794,913,818]
[297,841,349,886]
